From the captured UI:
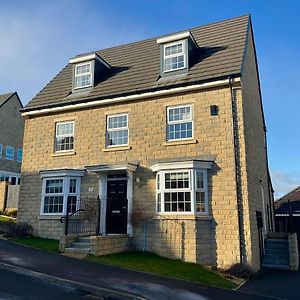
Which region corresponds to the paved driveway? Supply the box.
[240,267,300,299]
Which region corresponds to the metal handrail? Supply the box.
[59,209,85,224]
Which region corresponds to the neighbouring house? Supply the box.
[275,187,300,237]
[18,15,274,271]
[0,92,24,212]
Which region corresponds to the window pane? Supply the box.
[196,192,206,213]
[164,55,185,72]
[75,75,91,88]
[69,179,77,193]
[67,195,77,214]
[57,122,73,136]
[44,196,63,213]
[164,192,191,212]
[165,172,189,189]
[108,115,127,129]
[5,146,14,160]
[17,149,23,162]
[76,63,91,75]
[56,136,74,151]
[45,179,63,194]
[196,171,204,189]
[107,130,128,146]
[157,193,161,212]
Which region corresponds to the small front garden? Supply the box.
[11,237,60,253]
[0,216,59,253]
[87,251,237,289]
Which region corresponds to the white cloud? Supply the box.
[271,169,300,200]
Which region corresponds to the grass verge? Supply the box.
[87,251,236,289]
[11,237,60,253]
[0,215,16,223]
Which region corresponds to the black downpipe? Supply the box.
[229,77,244,265]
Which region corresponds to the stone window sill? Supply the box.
[163,139,198,146]
[153,214,212,221]
[52,151,76,157]
[39,215,63,220]
[102,146,132,152]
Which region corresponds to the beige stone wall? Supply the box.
[0,94,24,173]
[238,27,272,271]
[91,235,130,256]
[19,85,244,268]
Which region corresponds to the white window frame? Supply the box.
[156,169,209,215]
[55,121,75,153]
[195,170,209,214]
[0,144,2,159]
[167,104,193,141]
[106,113,129,147]
[17,148,23,162]
[163,40,186,73]
[5,146,14,161]
[74,61,93,89]
[40,176,81,216]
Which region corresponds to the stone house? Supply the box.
[0,92,24,211]
[0,92,24,184]
[18,15,274,271]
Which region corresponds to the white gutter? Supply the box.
[22,77,240,117]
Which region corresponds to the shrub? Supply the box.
[224,263,253,279]
[0,221,33,237]
[5,209,18,218]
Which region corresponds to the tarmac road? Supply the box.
[0,266,112,300]
[0,239,273,300]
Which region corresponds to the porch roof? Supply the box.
[149,157,215,172]
[85,161,139,173]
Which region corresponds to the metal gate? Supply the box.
[60,196,101,236]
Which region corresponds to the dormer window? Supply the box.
[164,41,186,72]
[69,53,111,92]
[157,31,198,77]
[74,62,93,89]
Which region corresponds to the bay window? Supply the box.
[40,169,84,215]
[151,160,212,215]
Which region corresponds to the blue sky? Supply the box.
[0,0,299,198]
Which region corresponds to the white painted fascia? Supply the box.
[39,169,86,179]
[150,160,213,172]
[69,53,111,69]
[157,31,191,44]
[22,78,240,117]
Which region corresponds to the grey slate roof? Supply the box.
[0,92,15,107]
[24,15,250,112]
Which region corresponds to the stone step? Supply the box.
[64,247,91,254]
[77,237,91,243]
[262,258,289,266]
[263,254,289,260]
[265,243,289,250]
[262,263,290,270]
[265,248,289,255]
[71,242,91,248]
